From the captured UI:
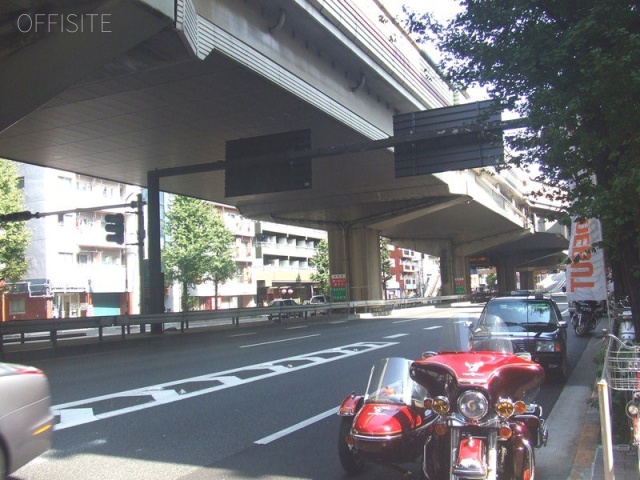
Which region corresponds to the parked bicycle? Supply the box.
[604,333,640,474]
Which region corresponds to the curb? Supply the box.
[568,393,600,479]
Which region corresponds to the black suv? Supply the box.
[471,293,569,381]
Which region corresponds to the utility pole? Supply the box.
[136,194,147,321]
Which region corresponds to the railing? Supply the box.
[0,295,469,358]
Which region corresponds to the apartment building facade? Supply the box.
[9,164,141,320]
[385,245,441,299]
[253,221,327,305]
[9,166,326,318]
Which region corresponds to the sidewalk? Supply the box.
[567,330,639,480]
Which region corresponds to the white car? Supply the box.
[0,362,53,479]
[309,295,330,304]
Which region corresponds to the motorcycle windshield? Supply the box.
[364,357,427,406]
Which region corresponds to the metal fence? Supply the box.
[0,295,468,357]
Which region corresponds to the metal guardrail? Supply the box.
[0,295,468,357]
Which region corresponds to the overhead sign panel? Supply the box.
[394,100,504,177]
[225,129,312,197]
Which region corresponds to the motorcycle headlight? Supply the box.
[627,402,639,417]
[536,340,558,352]
[458,391,488,421]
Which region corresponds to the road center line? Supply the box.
[254,406,338,445]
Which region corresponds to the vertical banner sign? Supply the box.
[454,277,465,295]
[566,218,607,302]
[331,274,347,302]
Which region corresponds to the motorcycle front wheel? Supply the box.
[574,314,589,336]
[338,417,366,476]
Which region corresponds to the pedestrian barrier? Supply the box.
[0,295,468,358]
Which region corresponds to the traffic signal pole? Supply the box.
[0,201,142,223]
[0,200,148,322]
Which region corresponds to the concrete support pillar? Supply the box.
[496,257,517,292]
[518,270,536,290]
[327,225,382,301]
[439,245,453,295]
[440,246,470,296]
[453,255,471,295]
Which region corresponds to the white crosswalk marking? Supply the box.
[52,341,397,431]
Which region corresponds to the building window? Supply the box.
[16,176,25,189]
[102,253,120,265]
[58,176,73,189]
[77,253,91,265]
[9,298,26,315]
[59,252,74,265]
[58,213,73,227]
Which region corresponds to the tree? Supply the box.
[162,195,236,312]
[0,159,30,281]
[380,237,393,299]
[404,1,640,337]
[310,239,330,295]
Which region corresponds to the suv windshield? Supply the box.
[480,299,557,333]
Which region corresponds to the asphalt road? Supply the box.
[11,299,589,480]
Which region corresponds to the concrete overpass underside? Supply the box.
[0,0,567,306]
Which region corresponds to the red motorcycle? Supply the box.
[410,338,548,480]
[337,339,547,479]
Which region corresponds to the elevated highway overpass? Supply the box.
[0,0,568,312]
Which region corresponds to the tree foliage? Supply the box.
[309,239,330,295]
[162,195,236,311]
[404,0,640,334]
[380,237,393,298]
[0,159,30,281]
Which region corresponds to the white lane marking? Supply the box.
[229,332,257,338]
[255,407,338,445]
[286,325,308,330]
[52,341,397,431]
[423,326,443,330]
[240,334,320,348]
[384,333,409,338]
[59,408,97,428]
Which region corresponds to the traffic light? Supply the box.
[105,213,125,244]
[0,210,36,222]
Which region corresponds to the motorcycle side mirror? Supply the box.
[422,351,438,359]
[464,321,473,330]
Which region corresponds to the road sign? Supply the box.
[394,100,504,177]
[331,274,347,302]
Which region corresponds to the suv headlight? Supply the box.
[458,391,488,420]
[536,340,558,352]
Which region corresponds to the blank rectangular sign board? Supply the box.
[394,100,504,177]
[225,129,312,197]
